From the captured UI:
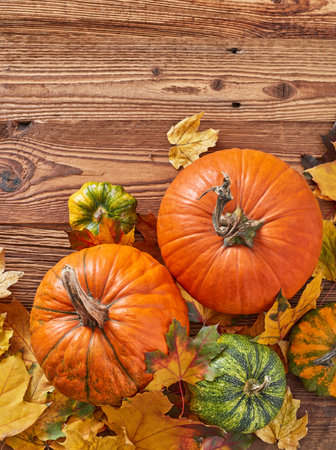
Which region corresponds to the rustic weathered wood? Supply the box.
[1,0,336,39]
[1,1,336,448]
[0,119,334,224]
[2,223,336,310]
[1,37,336,121]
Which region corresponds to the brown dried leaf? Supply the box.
[301,121,336,169]
[238,313,265,338]
[133,212,163,263]
[167,112,219,169]
[255,387,308,449]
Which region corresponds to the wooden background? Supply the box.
[1,1,336,448]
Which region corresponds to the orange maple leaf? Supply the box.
[67,217,134,250]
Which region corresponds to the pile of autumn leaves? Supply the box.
[1,113,336,450]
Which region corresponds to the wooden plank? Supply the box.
[2,223,335,309]
[1,37,336,120]
[0,120,334,224]
[1,0,336,39]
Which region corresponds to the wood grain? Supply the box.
[0,119,334,224]
[1,2,336,448]
[1,0,336,39]
[1,37,336,121]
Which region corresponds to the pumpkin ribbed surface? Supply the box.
[189,334,286,433]
[288,303,336,397]
[30,244,189,405]
[157,149,323,314]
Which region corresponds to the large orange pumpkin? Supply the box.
[30,244,189,405]
[157,149,323,315]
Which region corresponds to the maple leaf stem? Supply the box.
[319,282,336,307]
[178,380,185,418]
[198,174,263,248]
[61,265,108,328]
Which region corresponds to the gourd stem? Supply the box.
[198,173,263,248]
[61,265,108,328]
[244,376,271,395]
[198,172,233,234]
[313,346,336,367]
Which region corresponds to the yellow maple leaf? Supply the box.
[313,219,336,281]
[54,416,112,450]
[254,274,322,345]
[0,354,47,440]
[119,228,135,245]
[24,363,54,404]
[0,299,36,368]
[0,312,13,357]
[255,387,308,449]
[6,428,45,450]
[312,186,333,201]
[102,391,224,450]
[305,160,336,201]
[32,390,95,442]
[0,248,23,298]
[167,112,219,169]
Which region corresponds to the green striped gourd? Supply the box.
[189,334,286,433]
[288,303,336,397]
[68,182,137,235]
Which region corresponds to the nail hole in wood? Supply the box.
[151,67,161,76]
[17,121,32,130]
[231,102,241,108]
[227,47,240,54]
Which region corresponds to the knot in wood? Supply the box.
[263,82,296,100]
[211,79,224,91]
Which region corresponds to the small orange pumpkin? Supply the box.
[30,244,189,405]
[157,149,323,314]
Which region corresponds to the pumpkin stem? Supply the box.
[61,265,108,328]
[244,376,271,396]
[198,173,263,248]
[312,346,336,367]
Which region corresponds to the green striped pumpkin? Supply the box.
[288,303,336,397]
[189,334,286,433]
[69,182,137,235]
